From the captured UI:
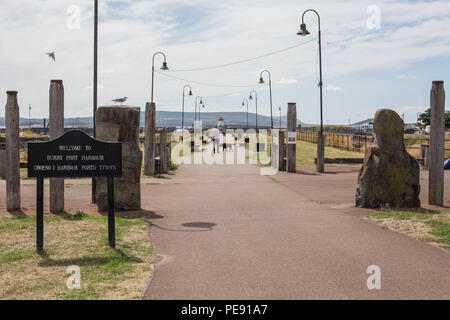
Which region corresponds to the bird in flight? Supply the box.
[112,97,128,105]
[45,51,56,61]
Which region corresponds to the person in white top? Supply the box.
[208,126,221,154]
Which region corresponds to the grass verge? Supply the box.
[365,208,450,250]
[0,213,154,300]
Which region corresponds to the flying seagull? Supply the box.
[45,51,55,61]
[112,97,128,105]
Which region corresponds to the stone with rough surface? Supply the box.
[95,106,142,211]
[356,109,420,208]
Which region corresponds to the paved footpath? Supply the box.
[143,163,450,300]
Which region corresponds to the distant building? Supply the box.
[350,118,374,131]
[217,116,225,128]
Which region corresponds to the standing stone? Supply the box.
[356,109,420,208]
[144,102,156,176]
[287,103,297,173]
[429,81,445,206]
[420,144,429,169]
[49,80,64,213]
[95,106,142,211]
[5,91,20,211]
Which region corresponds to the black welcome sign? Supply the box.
[27,130,122,252]
[28,130,122,178]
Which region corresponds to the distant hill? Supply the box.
[0,111,309,128]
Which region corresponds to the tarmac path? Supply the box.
[143,163,450,299]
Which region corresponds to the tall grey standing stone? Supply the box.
[5,91,20,211]
[429,81,445,206]
[287,103,297,173]
[144,102,156,176]
[356,109,420,208]
[95,106,142,211]
[49,80,64,213]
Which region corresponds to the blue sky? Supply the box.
[0,0,449,124]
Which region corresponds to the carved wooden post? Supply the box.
[279,131,286,171]
[160,129,169,173]
[144,102,156,176]
[49,80,64,213]
[429,81,445,206]
[5,91,20,211]
[287,103,297,173]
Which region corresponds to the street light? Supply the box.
[182,85,193,131]
[92,0,99,204]
[258,70,273,129]
[249,90,258,132]
[298,8,325,173]
[151,52,169,104]
[279,106,282,130]
[242,99,249,129]
[199,102,205,122]
[29,104,31,130]
[194,96,203,122]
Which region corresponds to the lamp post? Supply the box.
[181,85,193,131]
[151,52,169,104]
[259,70,273,129]
[249,91,258,132]
[298,8,325,173]
[195,96,203,122]
[199,101,205,122]
[242,99,249,129]
[92,0,98,203]
[29,104,31,130]
[279,106,282,130]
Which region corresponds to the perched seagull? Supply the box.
[45,51,56,61]
[112,97,128,105]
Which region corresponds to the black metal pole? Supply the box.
[107,176,116,248]
[92,0,98,204]
[36,177,44,252]
[182,91,185,131]
[279,107,282,129]
[269,79,273,129]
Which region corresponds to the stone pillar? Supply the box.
[160,129,169,174]
[49,80,64,213]
[95,106,142,211]
[356,109,420,208]
[287,103,297,173]
[5,91,20,211]
[144,102,156,176]
[429,81,445,206]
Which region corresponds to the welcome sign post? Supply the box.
[28,130,122,252]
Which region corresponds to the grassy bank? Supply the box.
[0,213,154,300]
[366,209,450,250]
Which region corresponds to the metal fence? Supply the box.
[297,130,450,158]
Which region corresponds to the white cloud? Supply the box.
[327,85,343,91]
[396,74,419,80]
[277,78,297,84]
